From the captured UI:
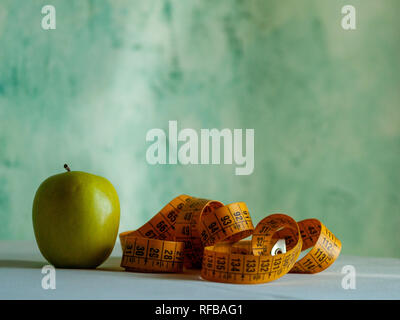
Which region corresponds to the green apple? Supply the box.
[32,164,120,268]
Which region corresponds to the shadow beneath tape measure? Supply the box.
[97,257,204,281]
[122,268,203,282]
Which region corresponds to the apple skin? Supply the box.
[32,170,120,268]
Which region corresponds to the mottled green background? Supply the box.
[0,0,399,258]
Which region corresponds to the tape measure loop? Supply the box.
[119,195,341,283]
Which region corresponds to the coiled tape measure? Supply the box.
[119,195,341,284]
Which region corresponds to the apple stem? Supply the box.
[64,164,71,172]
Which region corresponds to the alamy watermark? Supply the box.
[41,5,56,30]
[40,4,355,32]
[146,121,254,175]
[341,265,356,290]
[41,265,56,290]
[341,5,356,30]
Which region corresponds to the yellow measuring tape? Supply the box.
[119,195,341,284]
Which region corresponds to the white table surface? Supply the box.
[1,241,399,300]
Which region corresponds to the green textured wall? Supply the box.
[0,0,399,258]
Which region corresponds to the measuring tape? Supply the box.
[119,195,341,284]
